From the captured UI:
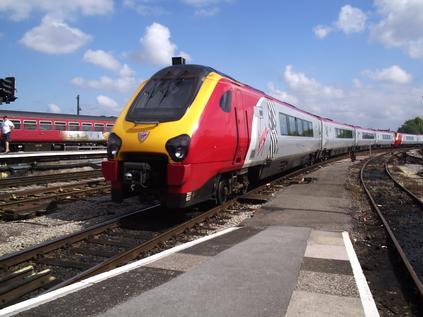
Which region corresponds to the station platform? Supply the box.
[0,159,379,317]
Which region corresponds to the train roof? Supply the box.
[0,109,116,122]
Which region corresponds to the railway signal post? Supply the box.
[0,77,17,104]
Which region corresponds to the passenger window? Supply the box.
[40,121,52,130]
[219,90,232,113]
[24,120,37,130]
[69,122,80,131]
[82,123,92,131]
[11,120,21,129]
[279,113,288,135]
[288,116,297,136]
[55,122,66,130]
[94,123,104,132]
[308,122,314,137]
[296,119,304,136]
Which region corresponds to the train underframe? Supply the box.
[104,146,362,209]
[104,143,412,209]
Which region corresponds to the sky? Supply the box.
[0,0,422,131]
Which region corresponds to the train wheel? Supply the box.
[216,179,229,205]
[111,189,123,203]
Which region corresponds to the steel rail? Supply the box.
[48,200,233,290]
[0,184,109,208]
[0,178,105,201]
[0,147,396,306]
[49,150,377,290]
[0,170,102,187]
[385,161,423,206]
[360,154,423,297]
[0,205,160,269]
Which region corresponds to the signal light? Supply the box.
[0,77,17,104]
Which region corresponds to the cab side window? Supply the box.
[219,90,232,113]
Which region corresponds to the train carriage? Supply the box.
[394,132,419,146]
[355,127,377,150]
[102,60,422,209]
[375,130,395,148]
[0,110,115,151]
[320,119,355,158]
[244,97,322,178]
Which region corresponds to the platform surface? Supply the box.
[1,159,377,317]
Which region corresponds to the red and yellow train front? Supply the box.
[102,65,251,208]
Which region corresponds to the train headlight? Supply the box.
[165,134,191,162]
[107,133,122,160]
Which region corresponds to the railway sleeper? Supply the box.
[86,237,139,249]
[35,258,93,271]
[0,269,55,308]
[69,247,119,259]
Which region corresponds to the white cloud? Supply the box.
[119,64,135,78]
[20,16,91,54]
[47,103,61,113]
[268,65,422,131]
[336,5,367,34]
[362,65,412,84]
[353,78,363,88]
[284,65,344,98]
[137,22,190,65]
[313,4,366,38]
[195,7,220,16]
[72,74,136,93]
[371,0,423,59]
[181,0,230,16]
[313,25,332,39]
[0,0,113,21]
[83,49,121,71]
[97,95,119,109]
[123,0,168,16]
[267,82,299,105]
[181,0,228,7]
[71,61,137,93]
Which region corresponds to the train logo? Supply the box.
[138,131,150,143]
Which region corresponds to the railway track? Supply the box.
[0,170,102,187]
[0,149,395,308]
[0,173,110,220]
[0,179,108,220]
[360,152,423,299]
[0,151,348,308]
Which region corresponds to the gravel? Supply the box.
[0,194,259,258]
[0,195,146,257]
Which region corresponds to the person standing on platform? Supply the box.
[1,116,14,153]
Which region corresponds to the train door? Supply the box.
[233,90,250,165]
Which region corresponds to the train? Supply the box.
[102,60,422,208]
[0,110,115,151]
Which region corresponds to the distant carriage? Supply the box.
[0,110,115,151]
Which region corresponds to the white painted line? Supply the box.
[342,231,380,317]
[0,150,106,158]
[0,226,240,317]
